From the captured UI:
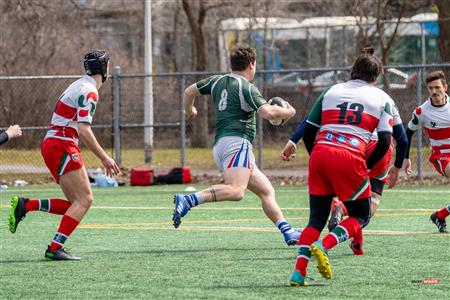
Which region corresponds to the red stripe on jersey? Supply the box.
[55,101,77,119]
[425,127,450,140]
[322,109,379,132]
[87,92,98,102]
[431,144,450,154]
[50,125,78,138]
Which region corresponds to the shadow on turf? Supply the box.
[84,247,285,255]
[231,256,293,261]
[0,259,44,264]
[210,283,327,289]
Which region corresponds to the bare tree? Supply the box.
[349,0,418,93]
[435,0,450,63]
[182,0,235,147]
[0,0,138,148]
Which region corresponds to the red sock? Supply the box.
[25,198,71,215]
[50,215,80,251]
[352,226,363,245]
[322,217,361,250]
[351,227,364,255]
[49,199,71,215]
[295,226,320,276]
[436,205,450,220]
[25,200,39,212]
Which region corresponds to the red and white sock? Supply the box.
[294,226,320,276]
[50,215,80,251]
[25,198,71,215]
[322,217,361,250]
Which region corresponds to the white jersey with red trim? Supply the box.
[370,97,402,141]
[44,75,98,144]
[307,80,393,155]
[407,94,450,151]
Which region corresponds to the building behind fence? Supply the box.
[1,63,449,182]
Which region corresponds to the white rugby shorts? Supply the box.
[213,136,255,172]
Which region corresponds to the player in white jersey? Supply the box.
[406,70,450,233]
[285,95,408,255]
[326,95,408,254]
[8,50,120,260]
[290,54,393,285]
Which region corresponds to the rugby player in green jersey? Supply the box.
[172,46,301,245]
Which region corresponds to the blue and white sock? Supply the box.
[276,219,296,234]
[184,192,204,208]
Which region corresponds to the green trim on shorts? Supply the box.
[349,178,369,201]
[373,166,390,180]
[57,152,69,175]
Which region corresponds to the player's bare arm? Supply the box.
[184,83,201,119]
[258,101,295,121]
[78,123,120,177]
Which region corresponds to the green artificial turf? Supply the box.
[0,185,448,299]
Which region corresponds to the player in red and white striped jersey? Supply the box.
[44,76,99,143]
[290,54,393,286]
[8,50,120,260]
[406,70,449,233]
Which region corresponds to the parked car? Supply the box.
[269,70,347,93]
[269,68,415,93]
[377,68,417,90]
[270,72,309,90]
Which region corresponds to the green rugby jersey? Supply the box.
[196,73,267,144]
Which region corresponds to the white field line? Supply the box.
[0,204,437,212]
[77,223,450,236]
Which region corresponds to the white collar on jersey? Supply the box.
[348,79,372,86]
[83,74,98,87]
[428,93,449,108]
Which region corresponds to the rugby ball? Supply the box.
[268,97,287,126]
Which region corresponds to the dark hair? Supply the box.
[350,54,383,82]
[361,45,374,55]
[425,70,447,86]
[230,46,256,71]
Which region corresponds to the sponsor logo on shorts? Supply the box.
[72,154,80,162]
[337,135,346,143]
[349,138,360,147]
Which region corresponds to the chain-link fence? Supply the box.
[1,63,449,182]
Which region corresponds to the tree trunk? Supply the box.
[182,0,209,147]
[436,0,450,64]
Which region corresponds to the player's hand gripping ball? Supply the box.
[268,97,288,126]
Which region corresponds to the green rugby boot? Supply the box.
[8,196,28,233]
